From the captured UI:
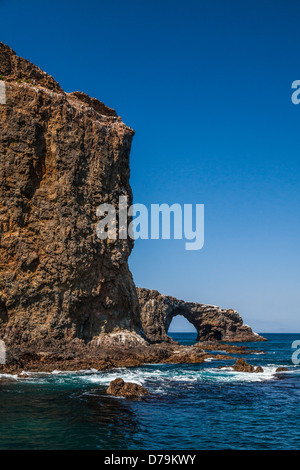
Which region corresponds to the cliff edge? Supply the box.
[0,42,141,346]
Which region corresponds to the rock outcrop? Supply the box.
[0,42,141,346]
[275,367,288,372]
[232,359,264,373]
[137,288,266,343]
[106,378,149,399]
[218,359,264,373]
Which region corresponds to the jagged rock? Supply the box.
[233,359,254,372]
[0,42,140,346]
[276,367,288,372]
[106,378,149,399]
[137,288,266,343]
[0,42,63,93]
[232,358,264,373]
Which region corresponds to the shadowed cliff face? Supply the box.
[137,288,266,343]
[0,42,141,345]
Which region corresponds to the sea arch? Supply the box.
[137,288,264,343]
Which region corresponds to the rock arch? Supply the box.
[167,309,198,335]
[137,288,265,343]
[165,305,215,338]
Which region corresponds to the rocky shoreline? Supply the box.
[0,336,265,375]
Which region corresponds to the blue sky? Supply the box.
[1,0,300,332]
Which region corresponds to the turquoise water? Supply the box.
[0,333,299,450]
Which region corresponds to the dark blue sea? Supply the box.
[0,333,299,450]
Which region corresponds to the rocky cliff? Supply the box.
[137,288,266,342]
[0,43,265,368]
[0,42,141,346]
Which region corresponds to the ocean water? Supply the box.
[0,333,299,450]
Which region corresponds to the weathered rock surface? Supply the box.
[218,359,264,372]
[106,378,149,399]
[275,367,288,372]
[232,358,264,373]
[137,288,266,343]
[0,42,141,346]
[0,339,213,375]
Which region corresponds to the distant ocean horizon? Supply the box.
[168,330,300,335]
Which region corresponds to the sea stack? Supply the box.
[0,42,141,347]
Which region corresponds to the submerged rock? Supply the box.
[106,378,149,399]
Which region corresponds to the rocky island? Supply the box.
[0,42,265,373]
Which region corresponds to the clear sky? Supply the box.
[1,0,299,332]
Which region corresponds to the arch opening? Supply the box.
[167,314,197,345]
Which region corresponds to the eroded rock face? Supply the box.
[137,288,266,343]
[0,42,141,345]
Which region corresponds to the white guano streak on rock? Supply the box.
[0,81,6,104]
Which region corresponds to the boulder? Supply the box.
[106,378,149,399]
[276,367,288,372]
[233,358,260,373]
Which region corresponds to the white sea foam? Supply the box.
[80,364,282,386]
[0,373,18,380]
[4,362,297,388]
[210,365,278,383]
